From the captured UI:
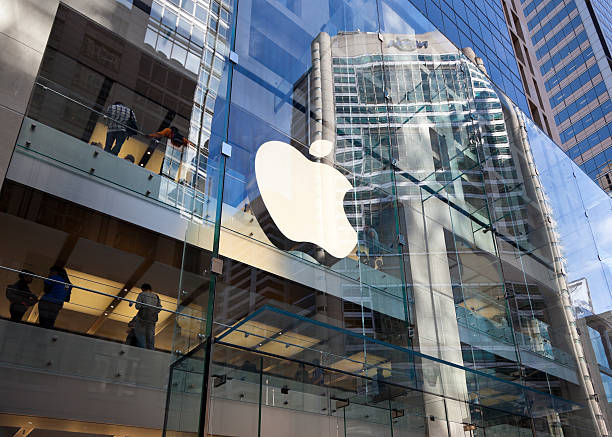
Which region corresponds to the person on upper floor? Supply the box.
[129,283,162,350]
[104,102,138,156]
[5,270,37,322]
[38,266,72,329]
[148,126,195,148]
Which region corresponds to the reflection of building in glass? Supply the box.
[292,29,609,434]
[569,277,594,316]
[294,31,532,260]
[144,0,233,212]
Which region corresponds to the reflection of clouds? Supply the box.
[525,110,612,314]
[332,0,378,32]
[564,228,612,314]
[592,212,612,252]
[568,259,601,278]
[380,3,416,35]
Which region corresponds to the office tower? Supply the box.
[512,0,612,192]
[498,0,561,142]
[0,0,611,436]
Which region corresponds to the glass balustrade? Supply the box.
[16,77,210,220]
[164,340,593,437]
[0,265,207,361]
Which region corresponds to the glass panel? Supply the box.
[3,0,610,436]
[527,116,612,316]
[207,345,260,437]
[164,342,206,437]
[20,6,204,218]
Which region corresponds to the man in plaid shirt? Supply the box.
[104,101,136,155]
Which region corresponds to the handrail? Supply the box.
[0,265,204,322]
[211,339,581,418]
[34,79,154,142]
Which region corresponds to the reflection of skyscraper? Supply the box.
[292,29,608,434]
[293,31,530,256]
[144,0,233,214]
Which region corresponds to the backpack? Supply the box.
[171,128,184,145]
[126,111,139,137]
[6,284,37,306]
[136,292,162,323]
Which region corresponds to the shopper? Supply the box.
[148,126,195,148]
[311,358,324,386]
[104,101,138,156]
[5,270,37,322]
[148,126,195,179]
[125,316,138,346]
[374,367,388,402]
[294,362,308,384]
[38,266,72,329]
[129,283,161,350]
[240,359,258,374]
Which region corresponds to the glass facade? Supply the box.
[0,0,611,436]
[386,0,530,114]
[590,0,612,51]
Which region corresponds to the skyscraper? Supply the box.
[513,0,612,192]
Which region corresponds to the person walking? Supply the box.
[38,266,72,329]
[129,283,161,350]
[5,270,37,322]
[104,101,138,156]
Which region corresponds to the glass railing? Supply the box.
[0,265,207,353]
[164,341,593,437]
[17,78,209,219]
[0,265,587,435]
[0,268,198,402]
[207,305,584,418]
[455,305,576,368]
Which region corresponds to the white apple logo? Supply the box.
[254,140,357,261]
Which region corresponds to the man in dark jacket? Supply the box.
[5,270,37,322]
[38,266,72,329]
[129,283,161,349]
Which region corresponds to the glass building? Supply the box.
[0,0,611,436]
[517,0,612,192]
